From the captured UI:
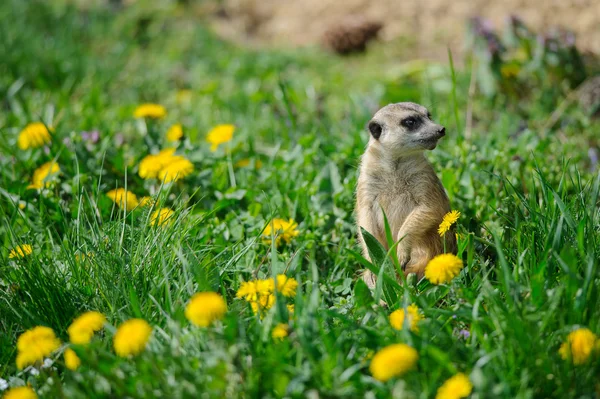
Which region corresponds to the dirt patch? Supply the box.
[209,0,600,58]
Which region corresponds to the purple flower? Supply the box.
[80,130,101,152]
[458,329,471,339]
[81,130,100,144]
[470,17,494,36]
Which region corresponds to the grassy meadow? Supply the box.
[1,1,599,398]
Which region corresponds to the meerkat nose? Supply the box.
[438,127,446,136]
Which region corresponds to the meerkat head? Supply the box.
[366,102,446,157]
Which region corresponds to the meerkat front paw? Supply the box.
[396,243,411,271]
[403,248,430,276]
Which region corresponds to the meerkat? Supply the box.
[356,102,457,288]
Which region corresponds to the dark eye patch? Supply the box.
[368,121,382,139]
[400,116,422,130]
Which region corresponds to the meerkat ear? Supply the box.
[368,121,382,140]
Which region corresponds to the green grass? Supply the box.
[1,1,599,397]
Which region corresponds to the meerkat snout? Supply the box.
[367,102,447,155]
[356,102,457,289]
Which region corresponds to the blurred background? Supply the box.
[57,0,600,57]
[3,0,599,167]
[5,0,599,114]
[210,0,600,58]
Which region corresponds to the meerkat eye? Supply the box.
[401,116,420,130]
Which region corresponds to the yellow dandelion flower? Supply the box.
[15,326,61,369]
[3,386,38,399]
[139,196,155,207]
[236,281,258,302]
[67,311,106,345]
[133,103,166,119]
[27,161,60,190]
[139,156,165,179]
[276,274,298,297]
[151,208,174,227]
[206,124,235,152]
[235,158,263,169]
[250,293,276,315]
[369,344,418,382]
[113,319,152,357]
[18,122,52,150]
[438,210,461,237]
[185,292,227,327]
[138,148,177,179]
[559,328,598,365]
[389,304,423,332]
[257,278,275,294]
[166,124,183,142]
[435,373,473,399]
[262,218,299,246]
[157,156,194,183]
[424,254,464,285]
[9,244,33,259]
[64,348,81,371]
[107,188,139,211]
[249,301,259,314]
[272,323,289,340]
[287,304,295,314]
[237,277,292,317]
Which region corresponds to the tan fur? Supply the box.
[356,102,457,288]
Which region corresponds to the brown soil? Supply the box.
[209,0,600,58]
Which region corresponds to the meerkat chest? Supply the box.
[357,152,446,236]
[376,173,419,214]
[360,170,422,231]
